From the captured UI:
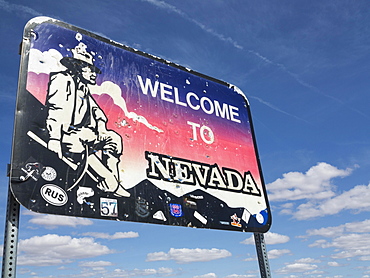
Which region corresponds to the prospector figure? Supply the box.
[45,41,130,197]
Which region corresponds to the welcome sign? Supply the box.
[10,17,271,233]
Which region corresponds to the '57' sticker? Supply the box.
[100,198,118,217]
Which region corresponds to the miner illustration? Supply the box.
[45,40,130,197]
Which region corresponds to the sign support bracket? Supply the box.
[254,232,271,278]
[2,182,20,278]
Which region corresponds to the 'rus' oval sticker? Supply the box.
[40,184,68,206]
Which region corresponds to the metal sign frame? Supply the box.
[9,16,271,233]
[4,16,273,278]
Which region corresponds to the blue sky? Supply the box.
[1,0,370,277]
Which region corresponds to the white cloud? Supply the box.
[82,231,139,239]
[267,163,370,220]
[18,234,113,266]
[268,249,291,259]
[77,267,178,278]
[90,81,164,133]
[241,232,290,245]
[276,262,318,274]
[268,162,352,202]
[304,219,370,238]
[295,257,321,263]
[28,48,65,74]
[275,258,321,274]
[345,219,370,233]
[146,248,231,264]
[112,267,176,277]
[293,183,370,220]
[305,219,370,260]
[306,270,325,275]
[224,275,257,278]
[243,254,256,262]
[328,261,341,267]
[79,260,113,268]
[304,225,344,238]
[26,211,93,228]
[193,273,217,278]
[157,267,177,276]
[322,234,370,259]
[308,239,328,248]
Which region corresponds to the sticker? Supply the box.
[189,194,204,200]
[40,184,68,206]
[230,213,242,228]
[242,209,251,224]
[135,197,150,218]
[41,166,57,181]
[194,211,207,225]
[255,213,264,224]
[100,198,118,217]
[184,197,197,209]
[153,210,167,221]
[76,187,94,205]
[255,210,268,225]
[169,203,183,217]
[21,162,42,181]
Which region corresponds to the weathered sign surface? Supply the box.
[10,17,271,233]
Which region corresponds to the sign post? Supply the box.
[2,184,20,278]
[254,232,272,278]
[5,16,272,277]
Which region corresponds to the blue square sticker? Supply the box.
[169,203,183,217]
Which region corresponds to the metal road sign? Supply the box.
[9,17,271,233]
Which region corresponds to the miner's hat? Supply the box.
[60,42,101,74]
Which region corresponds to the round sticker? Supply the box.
[256,213,264,224]
[40,184,68,206]
[41,167,57,181]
